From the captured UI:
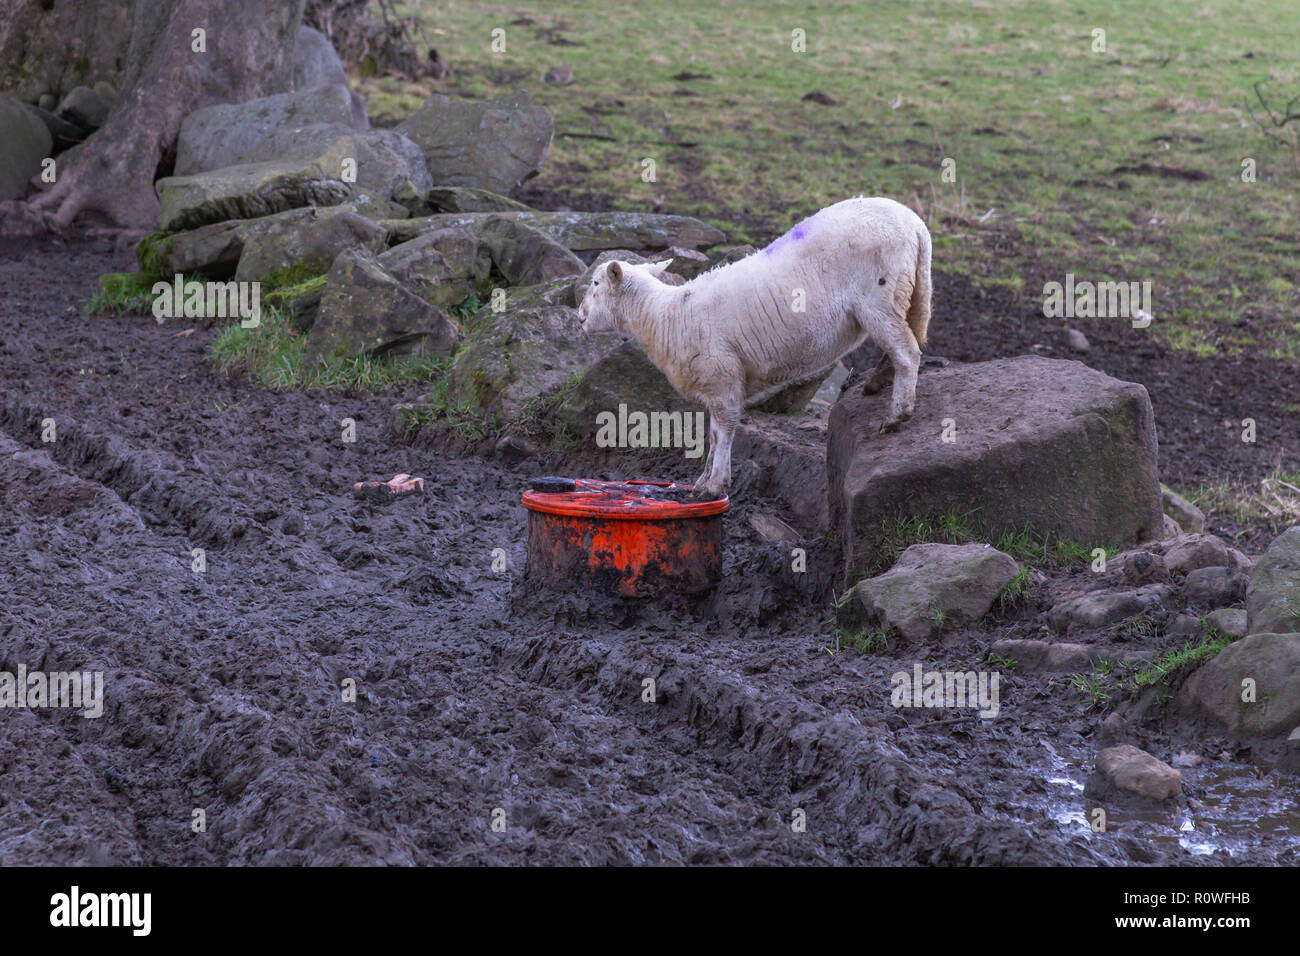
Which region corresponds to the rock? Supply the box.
[554,339,697,439]
[1206,607,1248,638]
[1161,484,1205,532]
[445,302,607,422]
[750,365,838,414]
[54,85,110,130]
[349,91,370,131]
[174,84,361,177]
[1171,750,1202,768]
[1085,745,1182,806]
[492,276,580,311]
[1247,526,1300,635]
[1167,612,1201,639]
[265,277,326,332]
[494,434,539,463]
[37,94,55,111]
[1281,727,1300,775]
[92,80,117,106]
[749,513,802,543]
[475,217,585,286]
[377,227,490,312]
[1178,632,1300,738]
[24,104,86,151]
[1098,712,1128,745]
[810,362,852,409]
[989,638,1101,672]
[293,26,348,91]
[395,89,554,196]
[234,207,389,285]
[838,543,1020,642]
[424,186,532,214]
[1184,565,1249,608]
[1047,584,1171,632]
[384,211,726,253]
[1160,514,1182,540]
[651,245,710,279]
[1065,329,1090,351]
[0,97,52,200]
[1162,532,1249,575]
[155,206,379,279]
[828,356,1164,584]
[233,124,432,198]
[305,249,458,364]
[1110,549,1171,586]
[543,65,574,86]
[802,91,839,106]
[155,155,353,232]
[704,243,757,271]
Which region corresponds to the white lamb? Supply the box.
[578,196,932,498]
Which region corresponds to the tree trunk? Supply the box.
[18,0,307,233]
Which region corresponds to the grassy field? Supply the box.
[368,0,1299,360]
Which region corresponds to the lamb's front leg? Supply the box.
[693,393,741,499]
[694,416,718,488]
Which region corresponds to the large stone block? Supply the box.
[1177,632,1300,738]
[827,356,1163,584]
[1247,526,1300,635]
[395,89,553,196]
[174,84,359,177]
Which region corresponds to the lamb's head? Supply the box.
[578,259,675,333]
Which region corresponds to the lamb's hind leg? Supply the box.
[878,321,922,433]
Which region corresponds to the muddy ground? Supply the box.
[0,236,1296,865]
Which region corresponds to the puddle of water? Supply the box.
[1028,741,1300,859]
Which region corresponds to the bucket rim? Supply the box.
[521,478,729,519]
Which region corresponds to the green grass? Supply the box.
[83,272,167,316]
[826,623,895,655]
[210,306,451,391]
[1067,620,1240,712]
[871,510,1113,574]
[396,0,1300,360]
[996,565,1032,612]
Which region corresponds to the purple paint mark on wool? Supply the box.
[762,217,813,256]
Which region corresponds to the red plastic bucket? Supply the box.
[521,479,729,597]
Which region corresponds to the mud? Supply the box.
[1,237,1297,866]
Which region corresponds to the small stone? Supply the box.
[1066,329,1090,351]
[749,513,801,543]
[543,65,574,86]
[1184,565,1248,608]
[1085,744,1182,806]
[55,85,110,130]
[1098,712,1128,745]
[495,434,538,463]
[1205,607,1247,638]
[1161,484,1205,532]
[802,91,838,106]
[1047,584,1171,632]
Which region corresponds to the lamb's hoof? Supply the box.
[879,415,910,434]
[690,484,726,501]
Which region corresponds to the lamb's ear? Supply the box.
[606,261,623,285]
[647,259,673,277]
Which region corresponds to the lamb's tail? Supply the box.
[906,222,932,348]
